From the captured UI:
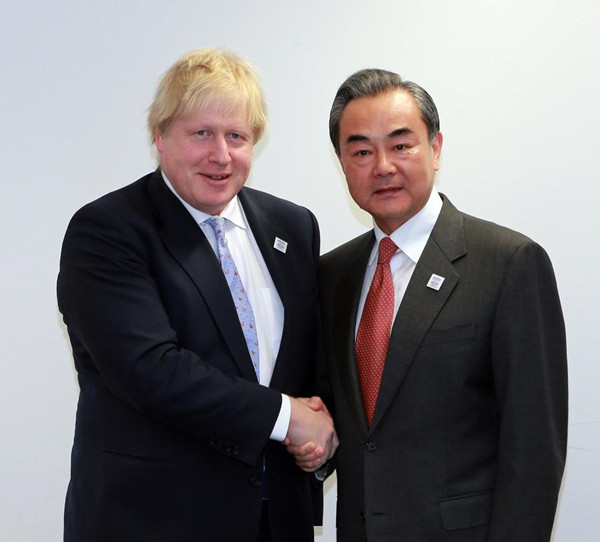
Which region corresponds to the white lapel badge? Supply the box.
[273,237,288,254]
[426,274,445,291]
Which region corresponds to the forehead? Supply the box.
[191,97,248,120]
[339,89,426,139]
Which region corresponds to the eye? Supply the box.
[395,144,407,151]
[229,132,241,140]
[355,150,370,157]
[195,130,208,137]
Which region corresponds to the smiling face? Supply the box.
[338,89,443,234]
[155,101,254,215]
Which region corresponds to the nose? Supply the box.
[374,151,396,177]
[208,136,231,165]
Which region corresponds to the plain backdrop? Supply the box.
[1,1,598,540]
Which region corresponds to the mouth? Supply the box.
[374,186,402,196]
[202,173,231,181]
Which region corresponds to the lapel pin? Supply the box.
[273,237,288,254]
[426,274,445,291]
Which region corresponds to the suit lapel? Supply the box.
[237,189,290,308]
[148,171,258,382]
[332,232,375,436]
[370,196,466,431]
[237,188,296,386]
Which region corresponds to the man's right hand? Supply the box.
[284,396,338,472]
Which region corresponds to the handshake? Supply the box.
[284,396,339,473]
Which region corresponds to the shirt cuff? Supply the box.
[270,394,291,442]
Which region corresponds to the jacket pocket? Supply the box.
[421,324,476,346]
[438,489,494,530]
[103,449,174,467]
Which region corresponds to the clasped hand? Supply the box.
[284,396,338,473]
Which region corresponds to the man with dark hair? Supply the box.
[292,68,567,541]
[58,48,337,542]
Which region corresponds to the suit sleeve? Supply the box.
[488,240,568,541]
[57,202,281,466]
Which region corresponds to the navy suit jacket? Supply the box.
[319,195,568,541]
[58,169,321,542]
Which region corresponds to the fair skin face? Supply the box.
[155,101,254,215]
[337,89,443,234]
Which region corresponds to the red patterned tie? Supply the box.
[355,237,398,425]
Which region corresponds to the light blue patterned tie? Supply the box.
[206,217,260,379]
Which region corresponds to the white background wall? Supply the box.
[1,1,598,540]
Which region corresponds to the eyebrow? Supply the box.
[345,127,413,145]
[388,128,412,138]
[346,134,370,144]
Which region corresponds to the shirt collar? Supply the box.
[161,171,248,230]
[370,187,443,265]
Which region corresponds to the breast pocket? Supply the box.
[421,323,477,346]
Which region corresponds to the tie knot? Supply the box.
[206,216,224,232]
[377,237,397,265]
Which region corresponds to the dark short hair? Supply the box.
[329,68,440,154]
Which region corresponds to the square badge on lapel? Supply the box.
[273,237,288,253]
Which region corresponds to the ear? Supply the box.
[155,133,164,153]
[431,131,443,171]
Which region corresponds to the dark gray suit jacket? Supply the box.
[319,195,567,541]
[58,169,321,542]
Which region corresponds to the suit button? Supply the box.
[359,512,366,522]
[366,441,377,452]
[249,476,263,488]
[233,447,240,455]
[208,437,215,446]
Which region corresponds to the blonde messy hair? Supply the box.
[148,48,267,143]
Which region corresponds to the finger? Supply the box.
[325,434,340,460]
[287,442,317,457]
[297,464,320,473]
[297,465,319,473]
[295,457,325,471]
[290,446,325,462]
[331,433,340,453]
[290,447,324,462]
[294,452,324,464]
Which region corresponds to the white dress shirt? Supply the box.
[356,187,443,337]
[162,174,290,441]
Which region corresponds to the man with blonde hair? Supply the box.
[58,48,336,542]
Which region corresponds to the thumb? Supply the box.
[306,396,324,411]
